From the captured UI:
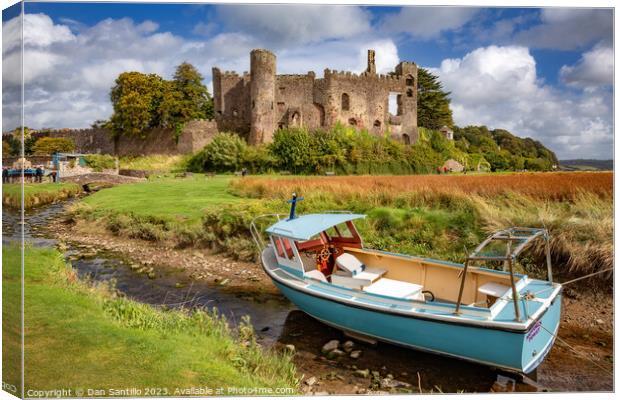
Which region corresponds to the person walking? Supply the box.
[35,165,43,183]
[2,167,8,184]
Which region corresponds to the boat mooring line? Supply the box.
[530,268,614,298]
[536,318,613,377]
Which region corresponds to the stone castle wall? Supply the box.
[212,49,419,145]
[36,120,218,156]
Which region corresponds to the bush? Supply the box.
[83,154,117,171]
[32,137,75,155]
[187,132,247,172]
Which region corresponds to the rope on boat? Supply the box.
[536,321,613,377]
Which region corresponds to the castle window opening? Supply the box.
[407,89,413,98]
[348,118,357,126]
[291,112,301,127]
[406,75,414,86]
[403,133,411,145]
[232,109,238,117]
[279,86,286,92]
[252,100,255,109]
[373,120,381,127]
[341,93,350,111]
[388,92,399,115]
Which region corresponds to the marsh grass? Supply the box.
[231,173,613,285]
[3,183,82,209]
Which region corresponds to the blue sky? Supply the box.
[2,3,614,159]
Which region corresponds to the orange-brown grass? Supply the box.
[233,171,612,202]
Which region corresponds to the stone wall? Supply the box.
[34,120,218,156]
[33,128,115,154]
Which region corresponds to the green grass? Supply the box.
[80,175,242,224]
[2,244,298,394]
[119,155,189,172]
[3,183,82,209]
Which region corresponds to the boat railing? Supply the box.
[250,213,285,255]
[320,210,354,214]
[455,227,554,322]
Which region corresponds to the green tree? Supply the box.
[417,68,454,130]
[109,72,164,138]
[269,128,314,173]
[159,62,214,137]
[32,137,76,155]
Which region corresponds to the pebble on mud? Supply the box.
[304,376,317,386]
[342,340,355,353]
[327,349,345,359]
[284,344,296,353]
[321,340,340,354]
[354,369,370,378]
[349,350,362,359]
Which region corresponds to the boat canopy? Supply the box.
[266,213,366,241]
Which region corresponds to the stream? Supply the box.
[3,201,611,393]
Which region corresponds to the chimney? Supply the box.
[366,49,376,75]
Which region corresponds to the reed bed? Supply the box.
[230,172,613,286]
[232,172,612,202]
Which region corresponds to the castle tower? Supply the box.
[366,49,376,75]
[249,49,276,144]
[395,61,418,143]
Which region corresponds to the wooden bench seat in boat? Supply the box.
[477,282,510,298]
[364,278,425,301]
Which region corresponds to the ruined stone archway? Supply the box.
[402,133,411,145]
[313,103,325,127]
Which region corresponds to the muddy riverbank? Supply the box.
[6,202,614,393]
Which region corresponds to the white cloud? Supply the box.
[215,5,371,45]
[2,12,399,132]
[380,7,480,39]
[560,44,613,89]
[515,8,612,50]
[432,45,612,159]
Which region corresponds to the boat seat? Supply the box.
[478,282,510,298]
[305,270,327,282]
[364,278,425,301]
[334,253,386,283]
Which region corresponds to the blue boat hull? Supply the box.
[272,278,561,373]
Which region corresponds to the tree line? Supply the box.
[186,124,557,175]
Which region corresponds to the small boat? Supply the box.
[251,194,562,374]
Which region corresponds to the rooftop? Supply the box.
[266,213,365,241]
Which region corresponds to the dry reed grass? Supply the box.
[232,172,613,285]
[233,172,612,202]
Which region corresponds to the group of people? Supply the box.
[2,166,55,184]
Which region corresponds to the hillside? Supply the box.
[560,159,613,171]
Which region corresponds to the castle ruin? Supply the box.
[212,49,419,145]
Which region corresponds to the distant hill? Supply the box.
[560,159,613,171]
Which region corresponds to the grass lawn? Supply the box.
[119,155,189,172]
[3,183,82,209]
[2,244,297,395]
[80,175,243,224]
